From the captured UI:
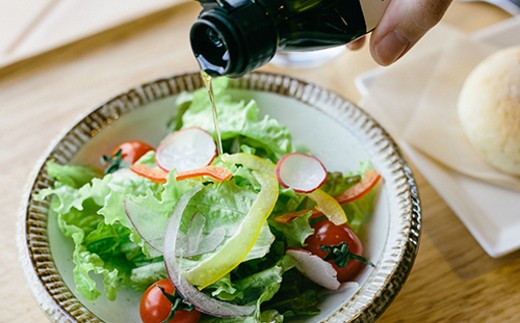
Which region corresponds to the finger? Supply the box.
[369,0,452,65]
[347,36,366,51]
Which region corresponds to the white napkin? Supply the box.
[359,23,520,191]
[357,18,520,257]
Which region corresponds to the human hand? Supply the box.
[349,0,453,65]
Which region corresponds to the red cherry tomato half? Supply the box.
[139,278,201,323]
[305,219,366,282]
[113,141,154,164]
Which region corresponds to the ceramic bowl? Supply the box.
[18,72,421,322]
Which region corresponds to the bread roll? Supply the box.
[457,46,520,176]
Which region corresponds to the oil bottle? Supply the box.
[190,0,390,77]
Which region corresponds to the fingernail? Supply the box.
[375,30,410,65]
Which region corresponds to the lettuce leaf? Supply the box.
[35,161,167,300]
[342,185,381,233]
[45,160,103,189]
[50,197,142,301]
[203,256,297,322]
[180,78,293,160]
[268,211,314,248]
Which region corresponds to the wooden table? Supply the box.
[1,2,518,322]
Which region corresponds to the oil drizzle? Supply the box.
[201,71,224,156]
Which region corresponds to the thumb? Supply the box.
[369,0,452,65]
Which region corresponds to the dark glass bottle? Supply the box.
[190,0,390,77]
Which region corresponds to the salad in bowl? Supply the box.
[19,72,420,322]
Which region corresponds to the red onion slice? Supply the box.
[163,185,256,318]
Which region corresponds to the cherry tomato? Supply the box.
[139,278,201,323]
[305,219,366,282]
[113,141,154,164]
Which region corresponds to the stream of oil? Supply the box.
[201,71,224,156]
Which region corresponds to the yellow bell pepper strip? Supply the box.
[306,188,347,225]
[183,154,278,289]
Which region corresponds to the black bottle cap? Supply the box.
[190,2,278,77]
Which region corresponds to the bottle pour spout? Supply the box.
[191,18,232,76]
[190,0,278,77]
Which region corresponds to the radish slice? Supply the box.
[286,248,341,290]
[276,153,327,193]
[156,127,217,172]
[163,185,256,318]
